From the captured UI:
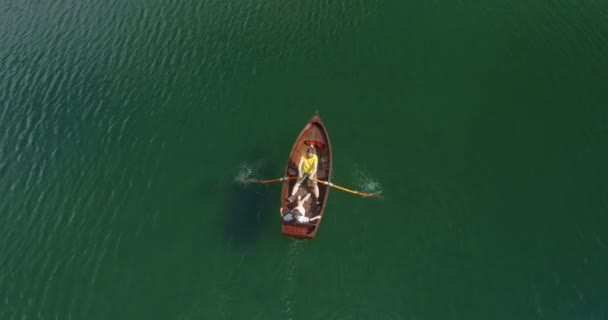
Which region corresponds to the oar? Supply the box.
[311,179,383,199]
[240,176,297,184]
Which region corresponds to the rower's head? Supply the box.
[306,146,315,158]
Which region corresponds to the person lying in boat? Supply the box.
[282,193,322,224]
[288,146,319,204]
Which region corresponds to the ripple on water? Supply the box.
[316,305,405,320]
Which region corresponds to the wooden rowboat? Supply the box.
[280,114,332,239]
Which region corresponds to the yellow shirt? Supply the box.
[300,154,318,175]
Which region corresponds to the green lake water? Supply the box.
[1,0,607,319]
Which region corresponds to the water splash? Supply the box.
[353,167,383,196]
[234,162,256,184]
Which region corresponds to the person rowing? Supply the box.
[288,146,319,204]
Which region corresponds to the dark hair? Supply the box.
[292,208,302,217]
[306,146,315,153]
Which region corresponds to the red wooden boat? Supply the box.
[280,114,332,239]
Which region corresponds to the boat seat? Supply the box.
[304,140,325,149]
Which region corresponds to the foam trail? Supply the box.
[282,239,302,320]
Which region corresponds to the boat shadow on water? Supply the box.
[222,150,279,249]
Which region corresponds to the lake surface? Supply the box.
[1,0,607,319]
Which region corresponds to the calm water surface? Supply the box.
[1,0,607,319]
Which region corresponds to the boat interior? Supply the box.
[284,125,330,222]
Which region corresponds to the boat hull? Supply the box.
[280,115,332,239]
